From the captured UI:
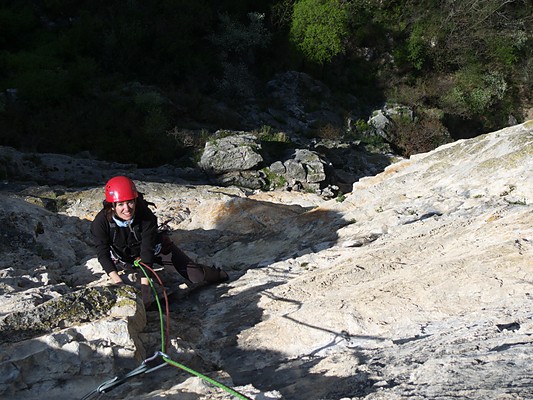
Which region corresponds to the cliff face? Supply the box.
[0,121,532,400]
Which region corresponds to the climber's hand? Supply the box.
[109,271,124,285]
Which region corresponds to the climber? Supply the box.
[90,175,228,305]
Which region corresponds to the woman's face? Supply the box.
[114,200,136,221]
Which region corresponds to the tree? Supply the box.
[209,12,272,98]
[289,0,349,65]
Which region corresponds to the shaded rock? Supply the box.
[293,149,329,183]
[217,169,266,190]
[198,132,340,195]
[199,132,264,174]
[367,103,414,143]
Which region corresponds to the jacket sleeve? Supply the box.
[90,210,117,275]
[139,207,158,266]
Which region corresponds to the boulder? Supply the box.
[198,132,264,174]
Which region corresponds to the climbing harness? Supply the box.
[79,260,251,400]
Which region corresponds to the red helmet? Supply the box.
[105,176,138,203]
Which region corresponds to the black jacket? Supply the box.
[90,199,158,274]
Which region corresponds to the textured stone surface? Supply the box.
[0,121,531,399]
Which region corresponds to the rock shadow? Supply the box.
[312,142,395,192]
[156,195,382,398]
[166,279,384,399]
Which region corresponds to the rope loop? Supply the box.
[80,260,252,400]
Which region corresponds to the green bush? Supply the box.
[290,0,349,64]
[407,22,430,70]
[441,67,508,117]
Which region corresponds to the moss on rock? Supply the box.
[0,285,137,344]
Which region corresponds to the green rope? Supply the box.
[134,259,166,352]
[163,356,251,400]
[133,259,252,400]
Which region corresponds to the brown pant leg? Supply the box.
[185,261,229,284]
[168,240,228,284]
[169,243,193,279]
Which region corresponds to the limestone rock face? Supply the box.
[199,133,264,174]
[0,121,532,400]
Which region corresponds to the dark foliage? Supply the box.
[0,0,531,165]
